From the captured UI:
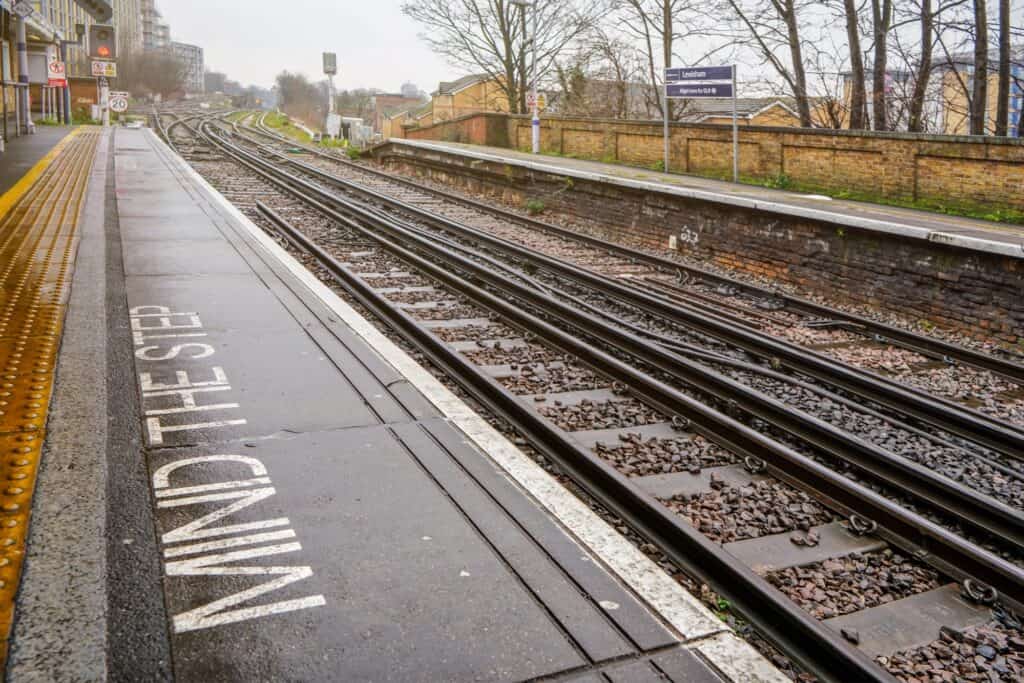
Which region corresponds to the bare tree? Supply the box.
[870,0,894,130]
[589,29,641,117]
[843,0,867,128]
[723,0,814,126]
[906,0,935,132]
[401,0,597,115]
[275,71,323,125]
[616,0,670,117]
[119,51,188,99]
[555,26,647,118]
[994,0,1009,135]
[970,0,988,133]
[613,0,723,119]
[336,89,381,120]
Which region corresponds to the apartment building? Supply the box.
[171,41,203,93]
[141,0,169,51]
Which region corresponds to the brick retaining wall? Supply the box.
[375,141,1023,343]
[402,113,1024,216]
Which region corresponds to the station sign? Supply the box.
[662,63,740,181]
[47,60,67,87]
[666,83,734,98]
[92,60,117,78]
[665,66,734,82]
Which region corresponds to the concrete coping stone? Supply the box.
[386,138,1024,261]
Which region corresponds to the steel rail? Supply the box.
[198,121,1024,611]
[237,114,1024,384]
[369,204,1024,547]
[256,146,1024,462]
[254,198,895,683]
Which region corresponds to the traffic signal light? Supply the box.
[89,24,116,60]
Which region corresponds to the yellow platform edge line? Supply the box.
[0,127,84,222]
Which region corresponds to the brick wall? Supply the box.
[398,112,1024,215]
[405,112,509,148]
[374,142,1024,343]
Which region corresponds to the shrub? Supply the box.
[525,198,546,215]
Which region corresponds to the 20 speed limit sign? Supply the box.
[109,92,129,113]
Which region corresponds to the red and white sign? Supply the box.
[47,60,67,87]
[526,92,547,111]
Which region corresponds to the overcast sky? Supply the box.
[157,1,453,92]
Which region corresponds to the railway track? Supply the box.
[162,111,1024,682]
[240,115,1024,461]
[231,117,1024,529]
[246,112,1024,385]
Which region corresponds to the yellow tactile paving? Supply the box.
[0,127,98,665]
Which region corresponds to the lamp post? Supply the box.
[511,0,538,154]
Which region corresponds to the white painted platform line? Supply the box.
[144,128,788,683]
[390,138,1024,260]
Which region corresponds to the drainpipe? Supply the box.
[1,12,7,151]
[61,42,71,124]
[16,15,31,134]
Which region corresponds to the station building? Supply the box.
[1,1,66,139]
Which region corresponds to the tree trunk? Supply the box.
[517,4,528,115]
[782,0,813,126]
[871,0,892,130]
[970,0,988,134]
[907,0,933,132]
[662,0,673,120]
[995,0,1010,135]
[843,0,866,129]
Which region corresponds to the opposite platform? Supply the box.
[8,125,783,682]
[383,138,1024,258]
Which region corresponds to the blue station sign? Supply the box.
[665,66,735,82]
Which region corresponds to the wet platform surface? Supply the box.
[107,128,734,680]
[0,127,99,664]
[0,127,76,199]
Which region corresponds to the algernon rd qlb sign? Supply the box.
[666,83,734,98]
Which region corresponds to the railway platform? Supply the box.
[381,138,1024,257]
[0,125,782,681]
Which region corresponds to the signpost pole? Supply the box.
[100,76,109,126]
[663,87,669,173]
[732,66,738,183]
[59,38,75,125]
[530,0,539,154]
[15,13,31,134]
